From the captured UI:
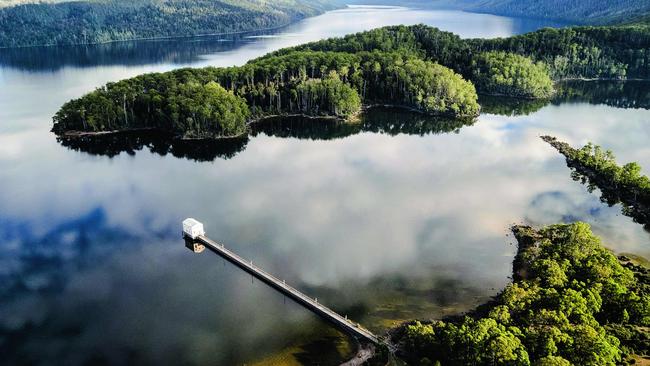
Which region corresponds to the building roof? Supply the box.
[183,218,202,227]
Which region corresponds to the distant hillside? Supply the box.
[0,0,338,48]
[431,0,650,25]
[0,0,74,8]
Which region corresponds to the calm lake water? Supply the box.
[0,5,648,366]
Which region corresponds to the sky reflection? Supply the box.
[0,5,647,366]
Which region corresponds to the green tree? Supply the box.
[472,52,555,99]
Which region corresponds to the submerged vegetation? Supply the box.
[542,136,650,228]
[394,223,650,365]
[52,23,650,138]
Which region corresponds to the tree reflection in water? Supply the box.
[56,107,476,161]
[57,131,249,161]
[480,80,650,116]
[55,79,650,162]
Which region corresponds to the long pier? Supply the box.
[183,228,383,346]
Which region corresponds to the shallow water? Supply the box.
[0,5,648,366]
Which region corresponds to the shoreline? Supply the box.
[57,128,249,141]
[340,341,377,366]
[0,5,576,50]
[0,15,317,50]
[385,224,650,362]
[55,104,479,141]
[557,77,650,82]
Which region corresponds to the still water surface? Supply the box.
[1,5,648,365]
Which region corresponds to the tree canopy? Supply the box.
[53,80,250,139]
[472,52,554,99]
[397,223,650,365]
[53,48,480,137]
[278,24,650,81]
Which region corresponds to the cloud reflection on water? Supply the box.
[1,99,649,365]
[0,4,647,364]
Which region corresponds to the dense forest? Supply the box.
[52,49,481,138]
[430,0,650,25]
[472,52,554,98]
[395,223,650,365]
[279,24,650,80]
[0,0,336,48]
[53,23,650,138]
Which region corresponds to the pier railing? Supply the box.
[191,234,382,345]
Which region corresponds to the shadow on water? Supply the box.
[554,80,650,110]
[303,272,490,333]
[480,80,650,116]
[479,95,550,116]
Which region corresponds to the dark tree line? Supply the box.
[275,23,650,82]
[57,106,475,162]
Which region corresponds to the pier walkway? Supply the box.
[185,232,384,346]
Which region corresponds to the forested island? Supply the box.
[53,23,650,139]
[52,45,481,139]
[0,0,336,48]
[391,223,650,365]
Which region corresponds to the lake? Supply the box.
[0,5,648,365]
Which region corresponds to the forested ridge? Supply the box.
[0,0,336,48]
[394,223,650,365]
[430,0,650,25]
